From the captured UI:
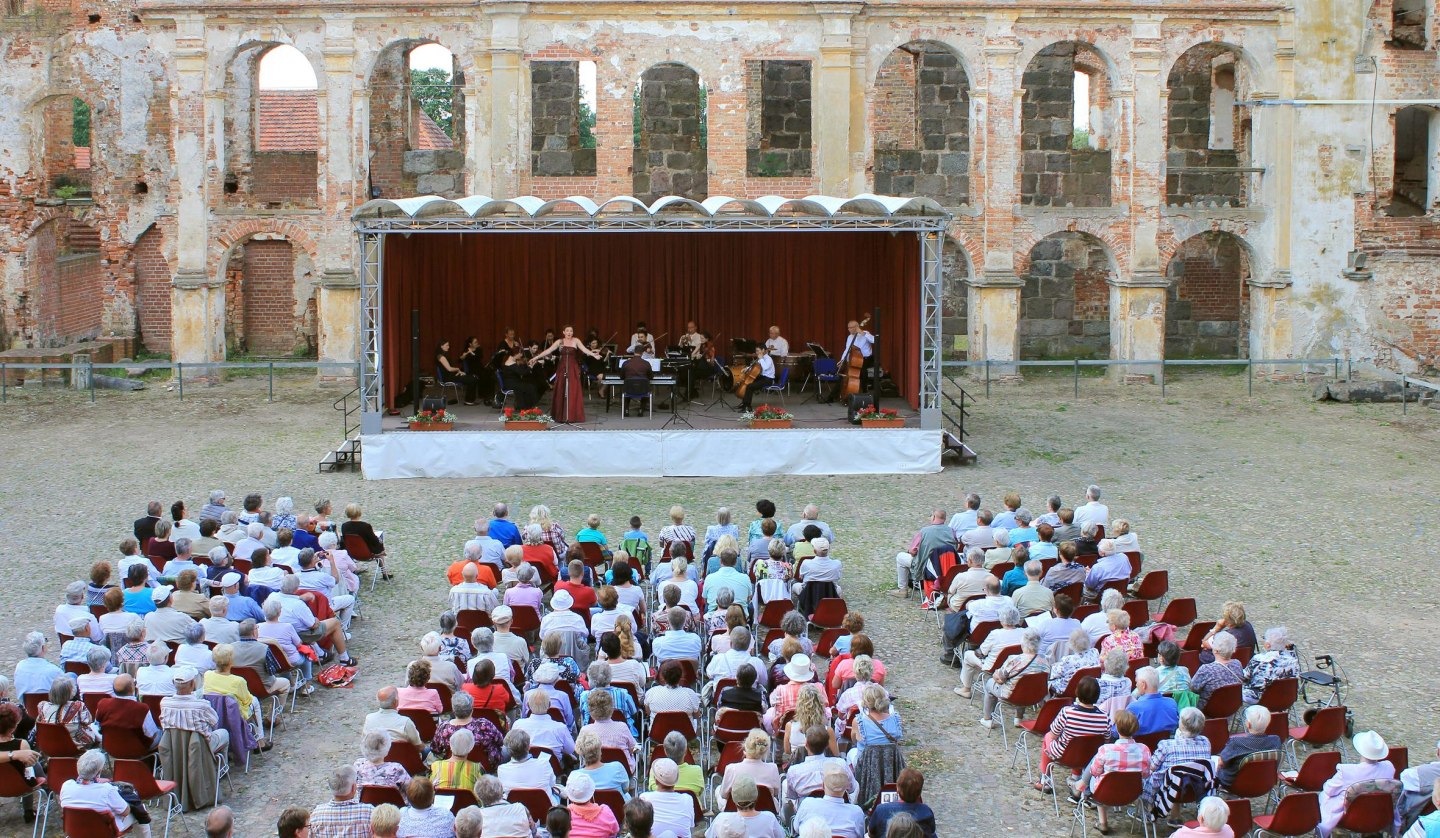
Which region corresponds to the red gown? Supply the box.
[550,344,585,423]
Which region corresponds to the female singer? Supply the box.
[500,345,540,410]
[529,325,603,423]
[435,340,479,405]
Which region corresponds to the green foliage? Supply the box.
[54,185,77,200]
[1070,128,1090,150]
[410,68,454,139]
[755,153,787,177]
[578,97,597,149]
[71,98,91,148]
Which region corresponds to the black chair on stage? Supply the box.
[621,377,653,418]
[494,370,515,412]
[433,364,462,404]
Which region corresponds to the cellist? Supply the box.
[737,343,775,412]
[823,319,874,403]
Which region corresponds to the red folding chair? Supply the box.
[386,739,427,777]
[234,665,284,740]
[1251,789,1320,836]
[989,561,1014,580]
[648,711,698,749]
[1047,733,1106,816]
[722,783,780,814]
[1279,750,1341,793]
[1184,798,1252,837]
[1223,756,1279,799]
[442,787,478,815]
[806,598,847,632]
[578,541,606,568]
[1387,746,1409,773]
[964,620,999,656]
[1071,604,1100,622]
[1182,621,1217,651]
[508,787,553,823]
[1073,770,1145,837]
[1203,683,1243,720]
[1286,705,1348,766]
[112,758,181,838]
[81,693,105,718]
[0,763,46,837]
[63,662,88,676]
[1179,650,1202,675]
[1256,677,1299,719]
[1130,570,1168,602]
[427,682,454,715]
[399,707,437,743]
[814,627,845,659]
[509,605,542,641]
[987,671,1048,750]
[360,784,406,807]
[1334,791,1398,835]
[21,693,45,719]
[141,694,164,722]
[1057,666,1101,699]
[595,787,627,825]
[1057,582,1084,605]
[1121,600,1149,631]
[1204,717,1231,755]
[36,722,83,758]
[63,807,120,838]
[101,724,159,762]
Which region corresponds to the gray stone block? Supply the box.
[403,150,465,175]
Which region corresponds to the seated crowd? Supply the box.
[906,484,1432,838]
[8,490,386,835]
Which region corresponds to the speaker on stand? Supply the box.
[847,393,874,425]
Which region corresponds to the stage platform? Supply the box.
[361,393,940,479]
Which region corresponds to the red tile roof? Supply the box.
[257,90,320,152]
[415,110,454,151]
[73,147,91,169]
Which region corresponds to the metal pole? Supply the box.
[1347,358,1352,382]
[178,362,184,401]
[985,358,991,398]
[1073,359,1079,399]
[2,363,6,403]
[1333,358,1339,380]
[89,357,95,403]
[268,362,275,402]
[1402,376,1408,415]
[1160,358,1166,398]
[1247,359,1253,396]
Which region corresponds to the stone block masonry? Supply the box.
[531,61,596,178]
[633,63,707,202]
[746,60,811,178]
[1020,43,1110,208]
[872,44,969,206]
[1020,233,1112,359]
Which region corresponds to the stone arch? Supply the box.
[1019,231,1116,360]
[220,40,320,206]
[632,62,707,202]
[1020,41,1116,207]
[31,94,95,198]
[22,215,104,346]
[869,40,970,206]
[132,224,171,355]
[1164,231,1252,358]
[1166,42,1255,207]
[367,39,466,198]
[215,224,320,357]
[941,234,974,358]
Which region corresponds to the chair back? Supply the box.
[1259,790,1321,835]
[622,377,652,397]
[1203,717,1230,755]
[441,787,477,814]
[1203,683,1243,719]
[63,807,121,838]
[809,598,848,629]
[1181,621,1216,651]
[1131,570,1168,601]
[600,747,632,772]
[141,694,164,722]
[1134,730,1167,753]
[1056,582,1084,605]
[1023,697,1069,735]
[595,787,627,824]
[1004,671,1050,709]
[758,599,795,631]
[234,665,278,701]
[648,711,698,745]
[22,692,45,718]
[1387,746,1409,773]
[386,739,427,776]
[1121,600,1149,630]
[1294,705,1348,748]
[1071,604,1099,622]
[359,784,406,807]
[1056,733,1106,771]
[987,644,1021,673]
[37,721,83,758]
[507,787,553,823]
[813,357,838,376]
[428,682,454,715]
[0,763,41,798]
[342,534,375,562]
[508,605,542,635]
[47,755,79,790]
[989,561,1014,579]
[530,746,564,776]
[1337,790,1400,833]
[63,661,88,676]
[1257,677,1298,715]
[102,724,157,761]
[578,541,606,567]
[1225,755,1279,798]
[399,707,437,743]
[81,692,105,717]
[814,627,845,658]
[1058,666,1101,699]
[967,620,999,648]
[1089,769,1143,807]
[112,758,173,798]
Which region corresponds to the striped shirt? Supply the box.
[308,798,375,838]
[1046,703,1114,758]
[159,693,219,736]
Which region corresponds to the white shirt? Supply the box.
[640,790,695,838]
[785,519,835,547]
[449,582,499,614]
[948,509,979,537]
[1074,501,1110,530]
[199,618,239,645]
[470,536,506,570]
[55,603,102,641]
[60,780,132,820]
[270,546,301,570]
[248,566,285,590]
[274,593,317,633]
[137,664,178,696]
[498,758,557,802]
[615,585,645,612]
[119,555,161,586]
[538,609,587,640]
[512,715,574,758]
[657,578,700,612]
[800,556,842,584]
[765,336,789,356]
[756,354,776,379]
[706,649,768,688]
[174,644,216,675]
[842,330,874,359]
[170,519,202,541]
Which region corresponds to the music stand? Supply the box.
[661,365,694,429]
[807,342,830,359]
[704,358,734,411]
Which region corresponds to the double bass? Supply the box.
[827,314,871,402]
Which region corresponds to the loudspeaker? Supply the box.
[847,393,874,425]
[420,396,446,413]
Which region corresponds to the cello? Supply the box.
[827,314,871,403]
[732,355,764,399]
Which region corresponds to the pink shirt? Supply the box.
[396,686,443,714]
[566,802,620,838]
[504,584,543,612]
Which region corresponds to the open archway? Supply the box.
[133,225,172,354]
[1164,232,1251,358]
[34,95,94,199]
[1387,106,1439,217]
[1021,42,1114,207]
[221,234,318,357]
[870,41,970,205]
[23,215,104,346]
[368,40,466,198]
[1020,231,1115,359]
[1166,43,1254,207]
[222,43,319,206]
[632,63,707,202]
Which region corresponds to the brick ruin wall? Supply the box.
[872,45,969,207]
[1020,232,1112,359]
[1165,46,1244,207]
[1164,232,1249,358]
[1020,43,1111,208]
[633,63,707,203]
[132,224,170,354]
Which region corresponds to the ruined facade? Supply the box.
[0,0,1436,378]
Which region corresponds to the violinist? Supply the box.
[499,345,540,410]
[584,338,611,379]
[686,331,718,398]
[738,344,775,411]
[436,339,479,405]
[628,326,657,360]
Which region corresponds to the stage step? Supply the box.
[318,437,362,473]
[942,430,978,465]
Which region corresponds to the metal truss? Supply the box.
[919,230,944,429]
[358,231,384,433]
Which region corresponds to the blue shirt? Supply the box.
[869,802,937,838]
[992,511,1018,530]
[225,593,265,622]
[1128,692,1180,736]
[14,657,65,698]
[292,529,320,551]
[575,528,608,545]
[1000,566,1028,597]
[701,566,753,610]
[123,589,157,615]
[622,530,648,543]
[1028,541,1058,560]
[580,762,632,799]
[1009,527,1039,545]
[652,630,703,663]
[488,518,521,548]
[1085,553,1131,591]
[796,796,866,838]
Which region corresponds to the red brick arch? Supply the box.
[1014,224,1128,277]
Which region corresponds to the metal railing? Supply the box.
[0,360,360,403]
[334,385,362,439]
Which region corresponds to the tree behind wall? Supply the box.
[72,97,90,147]
[411,68,453,138]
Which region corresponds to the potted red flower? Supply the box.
[503,407,553,431]
[855,405,904,428]
[743,404,794,429]
[406,409,456,431]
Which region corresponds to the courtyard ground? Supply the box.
[0,371,1436,836]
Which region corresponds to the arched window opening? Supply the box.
[632,63,707,202]
[871,42,970,205]
[530,57,597,178]
[1021,43,1112,207]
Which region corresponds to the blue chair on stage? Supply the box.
[494,370,515,412]
[761,366,790,405]
[434,365,461,404]
[808,357,839,400]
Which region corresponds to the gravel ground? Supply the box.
[0,372,1436,837]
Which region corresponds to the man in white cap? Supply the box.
[793,537,842,597]
[144,585,197,644]
[1319,730,1396,836]
[220,573,264,622]
[538,589,586,642]
[449,562,499,614]
[199,596,240,645]
[489,606,530,667]
[639,757,695,838]
[563,771,618,834]
[525,662,573,728]
[513,690,576,768]
[160,665,230,756]
[795,765,866,838]
[55,580,103,641]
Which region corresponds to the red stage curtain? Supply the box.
[381,230,921,407]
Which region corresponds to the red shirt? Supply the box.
[556,581,597,611]
[447,561,498,588]
[462,681,512,713]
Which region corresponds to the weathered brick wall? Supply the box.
[1166,45,1243,207]
[132,224,170,354]
[531,61,596,177]
[1020,232,1111,359]
[368,45,411,198]
[1165,232,1248,358]
[872,44,969,206]
[250,152,319,205]
[239,239,299,356]
[745,60,811,178]
[23,216,103,345]
[1020,43,1110,207]
[633,63,706,202]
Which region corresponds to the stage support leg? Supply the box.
[358,231,385,435]
[920,231,944,430]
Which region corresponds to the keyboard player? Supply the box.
[620,347,653,417]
